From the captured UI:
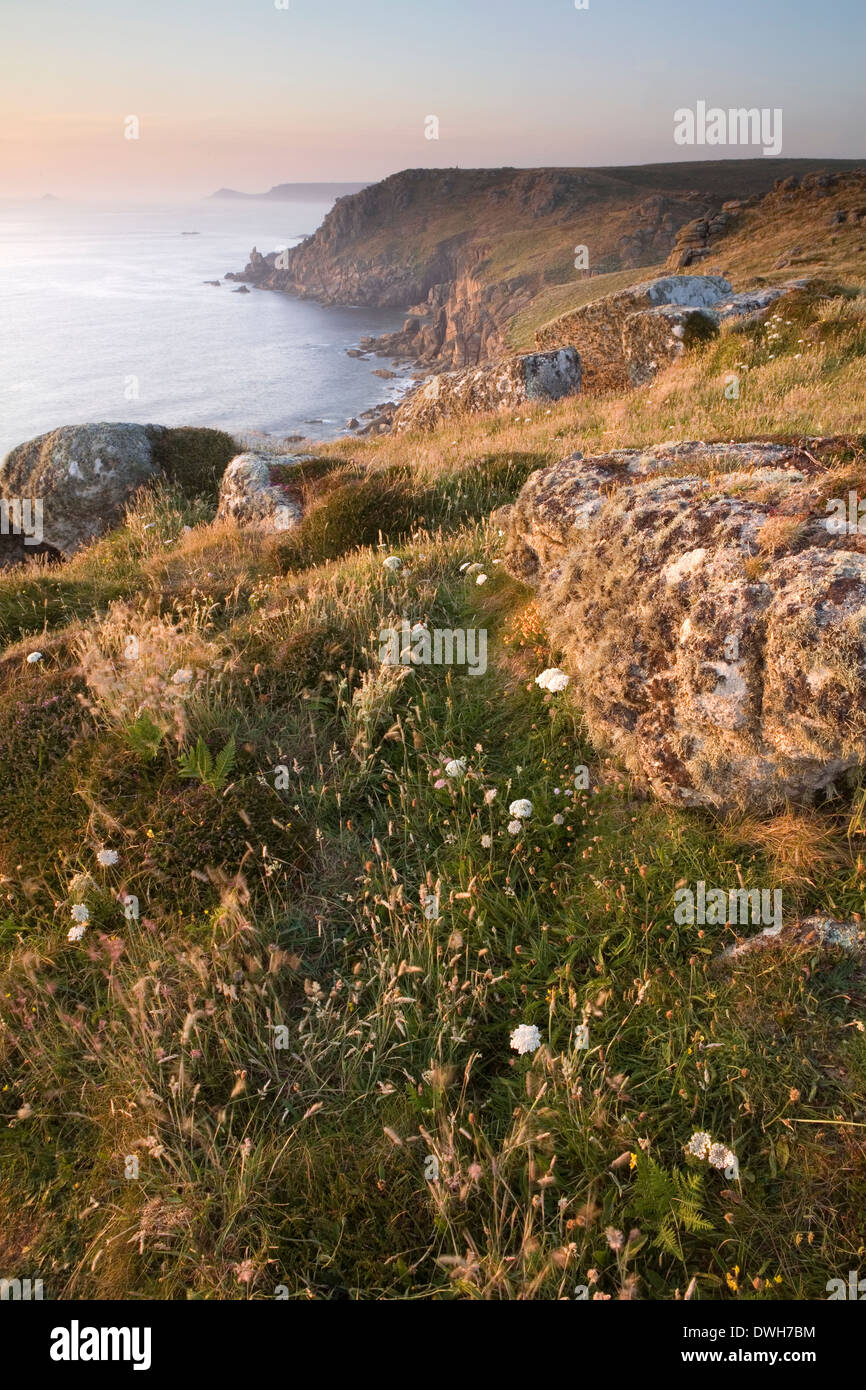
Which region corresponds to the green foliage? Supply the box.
[275,454,543,574]
[148,425,237,501]
[177,734,237,792]
[630,1154,713,1261]
[275,470,416,572]
[124,712,164,761]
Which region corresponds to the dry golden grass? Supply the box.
[724,810,849,887]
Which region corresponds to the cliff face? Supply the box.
[229,162,863,371]
[229,166,722,368]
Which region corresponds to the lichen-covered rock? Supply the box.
[718,915,865,962]
[217,453,310,532]
[535,275,730,391]
[713,279,810,324]
[504,438,866,813]
[391,348,580,434]
[0,423,161,554]
[622,305,720,387]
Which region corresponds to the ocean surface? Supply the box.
[0,199,413,459]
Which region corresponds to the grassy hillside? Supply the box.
[2,243,866,1299]
[519,168,866,354]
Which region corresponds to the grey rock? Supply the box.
[0,423,161,554]
[217,453,310,533]
[622,305,720,387]
[504,438,866,813]
[392,347,580,433]
[714,279,810,323]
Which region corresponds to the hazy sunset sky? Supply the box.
[1,0,863,199]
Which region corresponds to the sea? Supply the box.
[0,198,414,460]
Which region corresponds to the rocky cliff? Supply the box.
[230,163,858,372]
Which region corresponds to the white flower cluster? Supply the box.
[510,1023,541,1055]
[686,1131,738,1174]
[535,667,569,693]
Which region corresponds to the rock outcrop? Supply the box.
[621,304,720,387]
[713,279,810,324]
[535,275,731,392]
[666,204,744,269]
[392,348,581,433]
[504,438,866,813]
[0,424,161,555]
[217,453,310,532]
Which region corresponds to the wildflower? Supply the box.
[26,651,43,664]
[96,849,119,867]
[171,668,193,685]
[709,1143,736,1170]
[382,555,402,571]
[71,904,90,924]
[509,799,533,819]
[686,1131,712,1160]
[234,1258,256,1286]
[475,573,488,585]
[444,758,466,778]
[433,778,447,790]
[481,834,492,849]
[510,1023,542,1055]
[67,924,87,942]
[605,1227,625,1252]
[553,814,564,825]
[535,667,570,693]
[484,788,497,804]
[507,819,523,835]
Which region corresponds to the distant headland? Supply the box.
[209,182,370,202]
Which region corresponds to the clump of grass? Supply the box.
[148,425,238,501]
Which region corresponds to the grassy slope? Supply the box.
[516,169,866,354]
[1,215,866,1303]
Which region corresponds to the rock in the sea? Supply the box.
[504,438,866,813]
[535,275,730,392]
[0,423,161,554]
[392,348,581,433]
[217,453,310,533]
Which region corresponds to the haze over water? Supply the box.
[0,198,411,459]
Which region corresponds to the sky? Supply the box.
[0,0,863,199]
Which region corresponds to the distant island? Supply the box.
[209,182,370,202]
